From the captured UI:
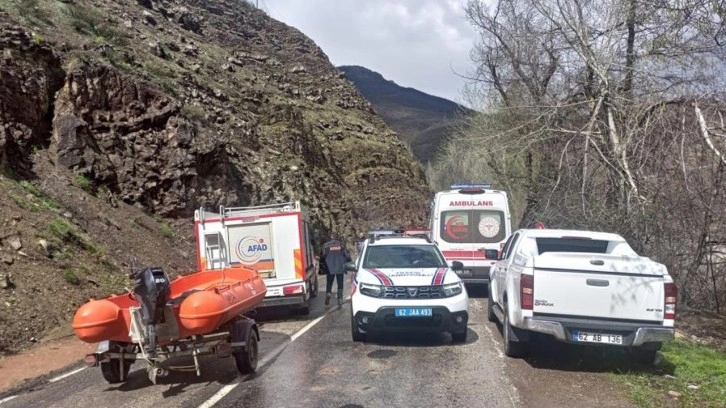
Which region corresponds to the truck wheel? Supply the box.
[234,327,259,375]
[100,358,131,384]
[629,343,660,365]
[503,305,527,358]
[451,330,467,344]
[309,276,319,298]
[351,312,365,342]
[487,285,497,322]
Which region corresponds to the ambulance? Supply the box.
[194,201,318,313]
[429,184,512,286]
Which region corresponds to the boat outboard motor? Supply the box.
[131,267,171,357]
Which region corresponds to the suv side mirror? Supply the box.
[450,261,464,270]
[343,261,357,272]
[484,250,499,260]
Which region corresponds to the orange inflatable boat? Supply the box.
[72,265,267,344]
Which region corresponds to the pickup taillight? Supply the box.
[520,274,534,310]
[664,282,677,320]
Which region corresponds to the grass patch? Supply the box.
[63,2,122,44]
[182,103,208,124]
[14,181,61,211]
[74,174,92,191]
[616,339,726,407]
[158,221,174,238]
[62,269,81,285]
[11,0,53,26]
[19,180,43,197]
[48,217,104,255]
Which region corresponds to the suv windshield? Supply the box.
[363,245,447,269]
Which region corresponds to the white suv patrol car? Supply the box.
[346,235,470,343]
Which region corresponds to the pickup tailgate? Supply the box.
[532,253,665,322]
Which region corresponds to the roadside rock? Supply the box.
[0,273,11,288]
[142,10,157,26]
[7,236,22,251]
[1,253,13,265]
[667,391,682,398]
[177,9,201,34]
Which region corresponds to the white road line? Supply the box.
[48,367,86,383]
[0,366,88,406]
[198,304,341,408]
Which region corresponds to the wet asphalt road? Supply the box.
[0,279,639,408]
[216,297,519,408]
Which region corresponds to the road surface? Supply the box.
[0,280,636,408]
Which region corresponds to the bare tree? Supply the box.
[430,0,726,313]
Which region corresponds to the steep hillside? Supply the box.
[0,0,430,352]
[338,65,470,163]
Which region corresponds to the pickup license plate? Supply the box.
[457,269,472,277]
[572,331,623,345]
[395,308,432,317]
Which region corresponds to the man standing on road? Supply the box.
[320,235,352,306]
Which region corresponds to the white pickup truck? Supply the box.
[487,229,677,363]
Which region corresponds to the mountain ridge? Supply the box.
[338,65,470,163]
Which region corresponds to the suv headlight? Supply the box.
[443,282,463,297]
[359,282,384,297]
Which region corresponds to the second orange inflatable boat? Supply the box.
[72,266,267,344]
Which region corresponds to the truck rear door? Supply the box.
[531,239,665,322]
[227,222,276,278]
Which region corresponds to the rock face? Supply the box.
[0,0,431,237]
[0,17,65,177]
[0,1,432,352]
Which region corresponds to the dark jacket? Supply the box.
[320,239,352,275]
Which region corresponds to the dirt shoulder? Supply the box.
[0,327,96,394]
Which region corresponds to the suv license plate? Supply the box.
[572,331,623,345]
[395,308,432,317]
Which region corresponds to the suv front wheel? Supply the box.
[350,311,365,342]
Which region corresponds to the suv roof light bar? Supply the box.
[368,234,432,244]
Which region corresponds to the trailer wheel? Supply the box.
[234,327,259,375]
[100,358,131,384]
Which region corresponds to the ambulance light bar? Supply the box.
[450,183,491,190]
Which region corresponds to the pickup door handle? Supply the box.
[590,259,605,266]
[586,279,609,287]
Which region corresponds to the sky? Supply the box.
[260,0,479,104]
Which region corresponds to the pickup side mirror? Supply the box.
[484,249,499,260]
[343,261,357,272]
[450,261,464,270]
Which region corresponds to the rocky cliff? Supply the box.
[0,0,430,352]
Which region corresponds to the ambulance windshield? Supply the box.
[440,210,506,244]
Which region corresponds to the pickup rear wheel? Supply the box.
[502,304,527,358]
[487,285,497,323]
[629,344,660,365]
